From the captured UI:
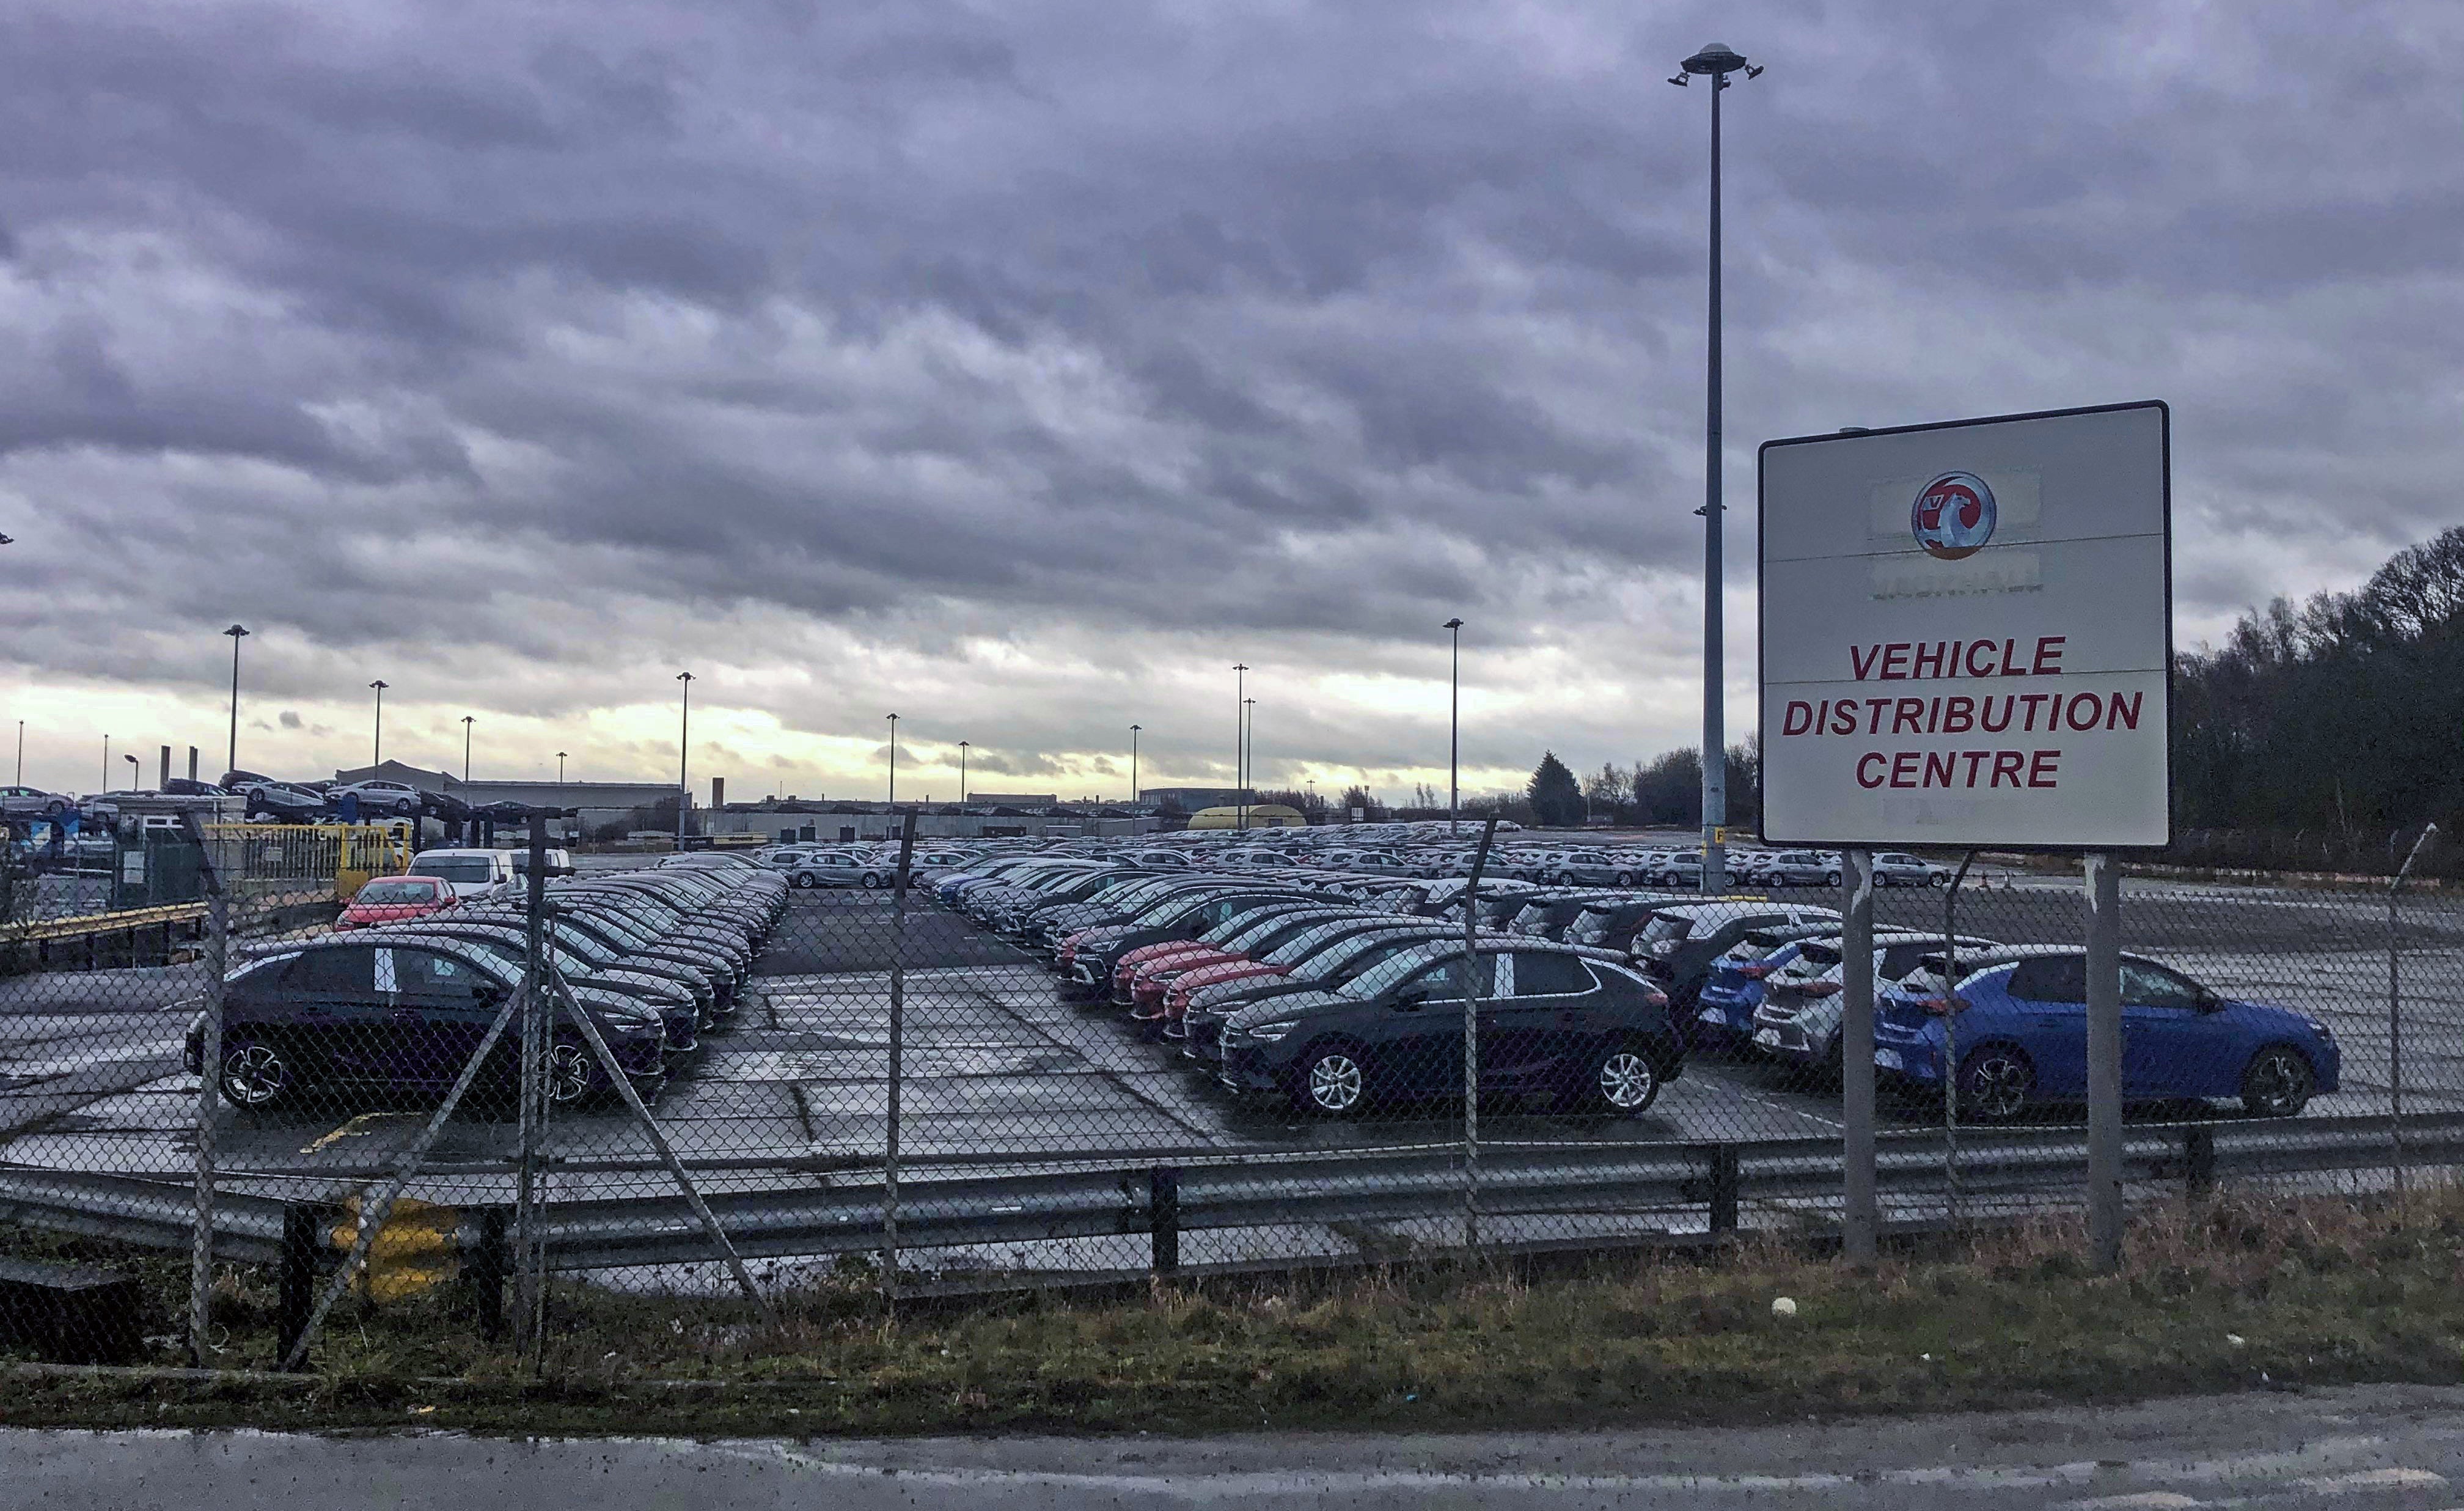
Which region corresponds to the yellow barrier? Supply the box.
[201,823,413,903]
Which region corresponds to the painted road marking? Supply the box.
[301,1111,417,1155]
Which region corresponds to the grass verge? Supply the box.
[6,1187,2464,1435]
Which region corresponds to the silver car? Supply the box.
[329,779,427,817]
[1873,852,1952,887]
[0,785,73,818]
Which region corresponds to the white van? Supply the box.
[406,848,517,900]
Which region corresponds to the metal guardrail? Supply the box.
[0,901,205,944]
[9,1111,2463,1282]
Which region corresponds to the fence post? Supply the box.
[2184,1125,2215,1199]
[1841,849,1877,1265]
[276,1204,320,1370]
[1707,1144,1740,1236]
[2390,824,2438,1205]
[1460,818,1499,1252]
[182,811,226,1368]
[1942,852,1976,1228]
[2085,853,2124,1273]
[466,1208,508,1341]
[515,814,549,1360]
[1150,1165,1181,1276]
[884,811,918,1305]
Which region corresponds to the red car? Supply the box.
[335,874,458,931]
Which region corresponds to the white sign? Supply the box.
[1758,402,2171,849]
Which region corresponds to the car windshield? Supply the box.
[411,857,498,883]
[1336,943,1453,999]
[355,880,440,905]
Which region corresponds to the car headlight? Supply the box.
[1230,1018,1299,1045]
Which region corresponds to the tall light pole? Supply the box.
[675,672,694,845]
[368,681,387,767]
[1129,724,1140,809]
[123,752,139,791]
[885,713,899,805]
[460,715,475,784]
[557,751,567,785]
[14,721,21,784]
[1671,40,1760,895]
[221,624,249,777]
[1443,617,1464,836]
[1244,697,1257,816]
[1231,664,1248,831]
[956,740,969,804]
[101,733,109,795]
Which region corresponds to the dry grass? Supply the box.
[8,1186,2464,1435]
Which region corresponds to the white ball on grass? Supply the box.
[1772,1296,1797,1318]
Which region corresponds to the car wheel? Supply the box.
[860,872,886,890]
[791,870,817,889]
[1927,873,1946,887]
[1824,870,1843,888]
[1557,871,1577,886]
[219,1039,292,1108]
[1292,1043,1370,1118]
[1615,871,1635,887]
[394,798,417,816]
[545,1039,598,1106]
[43,799,64,815]
[2240,1046,2316,1118]
[1565,1039,1660,1114]
[1958,1045,2034,1123]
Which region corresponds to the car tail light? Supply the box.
[1797,980,1843,998]
[1646,988,1668,1008]
[1921,995,1970,1015]
[1737,963,1774,979]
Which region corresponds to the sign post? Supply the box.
[1759,402,2170,1271]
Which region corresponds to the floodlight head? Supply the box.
[224,623,249,639]
[1666,73,1689,86]
[1745,64,1765,78]
[1443,617,1465,630]
[1681,42,1748,75]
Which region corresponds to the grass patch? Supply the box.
[7,1188,2464,1435]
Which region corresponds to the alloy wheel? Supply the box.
[220,1042,290,1107]
[1304,1051,1365,1115]
[1961,1048,2032,1122]
[546,1041,595,1104]
[1597,1050,1657,1110]
[2242,1047,2314,1117]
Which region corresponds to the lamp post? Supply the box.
[557,751,566,785]
[958,740,969,804]
[14,721,21,785]
[1670,40,1760,895]
[675,672,694,845]
[460,715,474,784]
[221,625,249,776]
[885,713,899,806]
[1129,724,1140,809]
[123,752,138,791]
[100,734,109,795]
[1231,664,1248,831]
[1443,617,1464,836]
[369,681,387,767]
[1243,698,1257,817]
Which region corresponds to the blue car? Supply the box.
[1874,947,2339,1120]
[1689,924,1839,1050]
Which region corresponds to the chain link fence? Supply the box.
[1,814,2458,1372]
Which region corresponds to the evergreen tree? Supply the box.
[1527,751,1585,827]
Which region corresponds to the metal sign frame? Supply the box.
[1756,400,2174,852]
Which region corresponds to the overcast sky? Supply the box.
[0,1,2454,803]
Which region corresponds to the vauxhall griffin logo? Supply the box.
[1911,471,1997,561]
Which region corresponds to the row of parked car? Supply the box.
[901,847,2341,1123]
[183,855,787,1113]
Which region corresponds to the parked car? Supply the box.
[238,779,332,822]
[336,875,460,931]
[183,938,669,1110]
[1687,923,1849,1048]
[329,779,428,817]
[0,785,73,818]
[779,850,898,889]
[1759,851,1843,888]
[1871,947,2341,1120]
[1628,900,1843,1026]
[406,848,518,900]
[1873,853,1954,887]
[1217,941,1681,1118]
[1748,933,1998,1081]
[510,847,577,877]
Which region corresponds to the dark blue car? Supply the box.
[1873,947,2339,1120]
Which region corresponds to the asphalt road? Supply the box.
[15,1382,2464,1509]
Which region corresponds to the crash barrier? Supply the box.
[0,817,2459,1371]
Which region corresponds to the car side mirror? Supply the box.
[2195,987,2223,1012]
[1393,988,1428,1012]
[471,982,504,1004]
